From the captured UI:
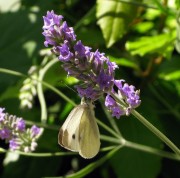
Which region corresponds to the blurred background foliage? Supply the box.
[0,0,180,178]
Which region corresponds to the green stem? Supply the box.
[100,98,122,136]
[125,140,180,161]
[0,68,26,77]
[131,110,180,155]
[111,92,180,155]
[0,148,76,157]
[37,58,59,123]
[44,146,122,178]
[96,118,124,141]
[100,135,121,144]
[0,67,76,107]
[25,120,59,131]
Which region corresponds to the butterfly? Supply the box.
[58,100,100,159]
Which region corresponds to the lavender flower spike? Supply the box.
[42,11,117,101]
[42,11,141,118]
[0,107,43,152]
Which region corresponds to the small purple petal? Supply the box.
[96,71,113,91]
[114,80,125,90]
[105,95,116,108]
[61,21,76,41]
[9,138,19,150]
[74,41,91,58]
[58,42,73,61]
[16,118,26,131]
[111,106,125,119]
[43,10,63,30]
[31,125,40,137]
[0,128,11,139]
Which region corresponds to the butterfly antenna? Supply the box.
[60,81,77,94]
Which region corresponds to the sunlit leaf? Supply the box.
[96,0,142,47]
[109,56,139,70]
[126,32,176,58]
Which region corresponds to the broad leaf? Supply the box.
[126,32,176,58]
[96,0,142,47]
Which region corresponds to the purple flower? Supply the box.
[0,128,11,139]
[96,71,114,92]
[16,118,26,131]
[9,138,19,150]
[43,10,63,30]
[74,41,91,58]
[111,106,125,119]
[115,80,141,109]
[0,108,43,152]
[105,95,116,108]
[31,125,40,137]
[61,21,76,41]
[58,41,73,61]
[42,11,141,117]
[114,80,125,90]
[75,85,101,100]
[0,107,5,122]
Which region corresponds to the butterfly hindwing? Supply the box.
[79,103,100,159]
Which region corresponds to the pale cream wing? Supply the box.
[79,106,100,159]
[58,105,85,152]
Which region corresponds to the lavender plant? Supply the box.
[42,10,141,119]
[42,11,180,158]
[0,107,43,152]
[0,6,179,177]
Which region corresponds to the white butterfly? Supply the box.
[58,100,100,159]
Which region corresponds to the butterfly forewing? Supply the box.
[58,105,84,151]
[79,104,100,159]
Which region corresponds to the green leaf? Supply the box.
[158,55,180,81]
[126,32,176,58]
[109,56,139,70]
[159,71,180,81]
[96,0,142,47]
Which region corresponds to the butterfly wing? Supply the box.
[79,104,100,159]
[58,105,85,151]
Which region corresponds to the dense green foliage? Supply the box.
[0,0,180,178]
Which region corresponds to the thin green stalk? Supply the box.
[100,134,121,144]
[37,58,59,123]
[110,92,180,155]
[125,140,180,161]
[25,120,59,131]
[0,68,26,77]
[96,118,123,140]
[100,145,118,152]
[100,98,122,136]
[131,110,180,155]
[0,67,76,106]
[44,146,122,178]
[0,148,76,157]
